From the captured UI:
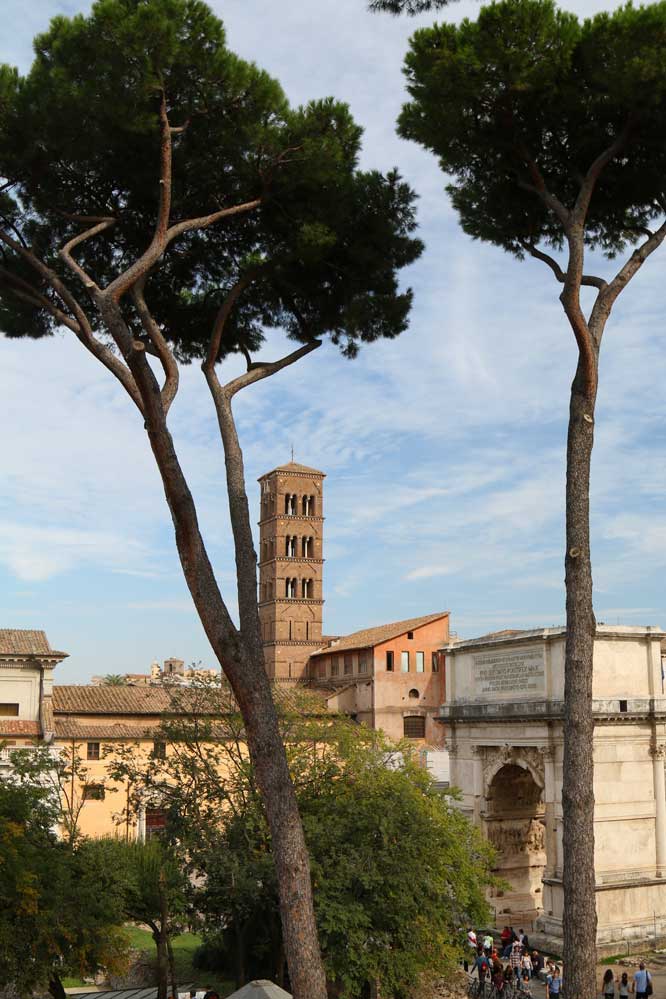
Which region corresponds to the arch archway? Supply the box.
[485,763,546,926]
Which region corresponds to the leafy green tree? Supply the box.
[107,686,494,997]
[373,0,666,992]
[108,838,190,999]
[0,4,421,997]
[8,742,112,845]
[0,783,129,999]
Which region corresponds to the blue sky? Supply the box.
[2,0,666,682]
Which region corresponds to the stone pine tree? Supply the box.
[378,0,666,999]
[370,0,666,991]
[0,3,422,997]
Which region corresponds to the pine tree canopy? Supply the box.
[398,0,666,257]
[0,0,423,360]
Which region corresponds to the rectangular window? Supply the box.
[0,704,19,717]
[432,652,440,673]
[403,716,426,739]
[344,654,353,676]
[358,653,369,674]
[330,656,339,677]
[416,652,425,673]
[83,784,105,801]
[86,741,100,760]
[386,651,394,672]
[407,631,414,640]
[401,651,410,672]
[152,741,166,759]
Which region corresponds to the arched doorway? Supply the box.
[485,763,546,926]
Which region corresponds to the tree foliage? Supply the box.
[0,0,422,360]
[108,685,494,997]
[398,0,666,256]
[0,782,129,999]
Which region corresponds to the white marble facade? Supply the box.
[439,625,666,952]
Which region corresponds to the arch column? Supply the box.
[541,746,557,879]
[471,745,484,822]
[651,743,666,877]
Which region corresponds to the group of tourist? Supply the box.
[601,964,653,999]
[467,927,656,999]
[466,926,557,997]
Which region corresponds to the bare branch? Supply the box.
[59,217,116,293]
[589,219,666,335]
[0,267,81,332]
[518,240,606,290]
[222,340,323,399]
[131,275,179,414]
[0,229,144,413]
[203,270,262,371]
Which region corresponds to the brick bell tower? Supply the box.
[258,461,325,681]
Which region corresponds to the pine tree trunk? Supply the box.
[140,416,327,999]
[99,298,328,999]
[562,357,598,999]
[155,930,169,999]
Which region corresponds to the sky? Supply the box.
[2,0,666,682]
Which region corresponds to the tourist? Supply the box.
[510,942,524,979]
[620,973,630,999]
[522,950,533,979]
[520,970,533,996]
[483,932,494,953]
[532,951,544,977]
[465,928,478,972]
[546,965,562,999]
[503,966,515,990]
[602,968,616,999]
[472,946,490,983]
[632,962,652,999]
[492,956,505,994]
[501,926,512,954]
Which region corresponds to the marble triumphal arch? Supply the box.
[439,625,666,952]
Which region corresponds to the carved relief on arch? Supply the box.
[481,744,546,792]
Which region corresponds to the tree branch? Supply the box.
[59,217,116,293]
[131,275,179,415]
[518,240,606,290]
[515,144,570,228]
[0,267,81,332]
[0,229,144,413]
[221,340,323,399]
[203,270,263,371]
[573,117,634,225]
[588,219,666,335]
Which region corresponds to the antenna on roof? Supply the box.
[290,444,294,462]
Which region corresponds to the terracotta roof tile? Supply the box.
[0,720,40,736]
[54,720,165,740]
[52,682,332,718]
[310,612,450,657]
[0,629,66,657]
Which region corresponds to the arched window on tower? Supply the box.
[285,494,296,516]
[302,579,312,598]
[285,578,296,599]
[285,535,296,557]
[302,495,315,515]
[302,536,313,557]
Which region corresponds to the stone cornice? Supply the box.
[258,598,324,608]
[439,697,666,724]
[258,515,325,527]
[258,557,324,568]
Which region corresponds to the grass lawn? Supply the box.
[122,926,234,997]
[63,928,233,997]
